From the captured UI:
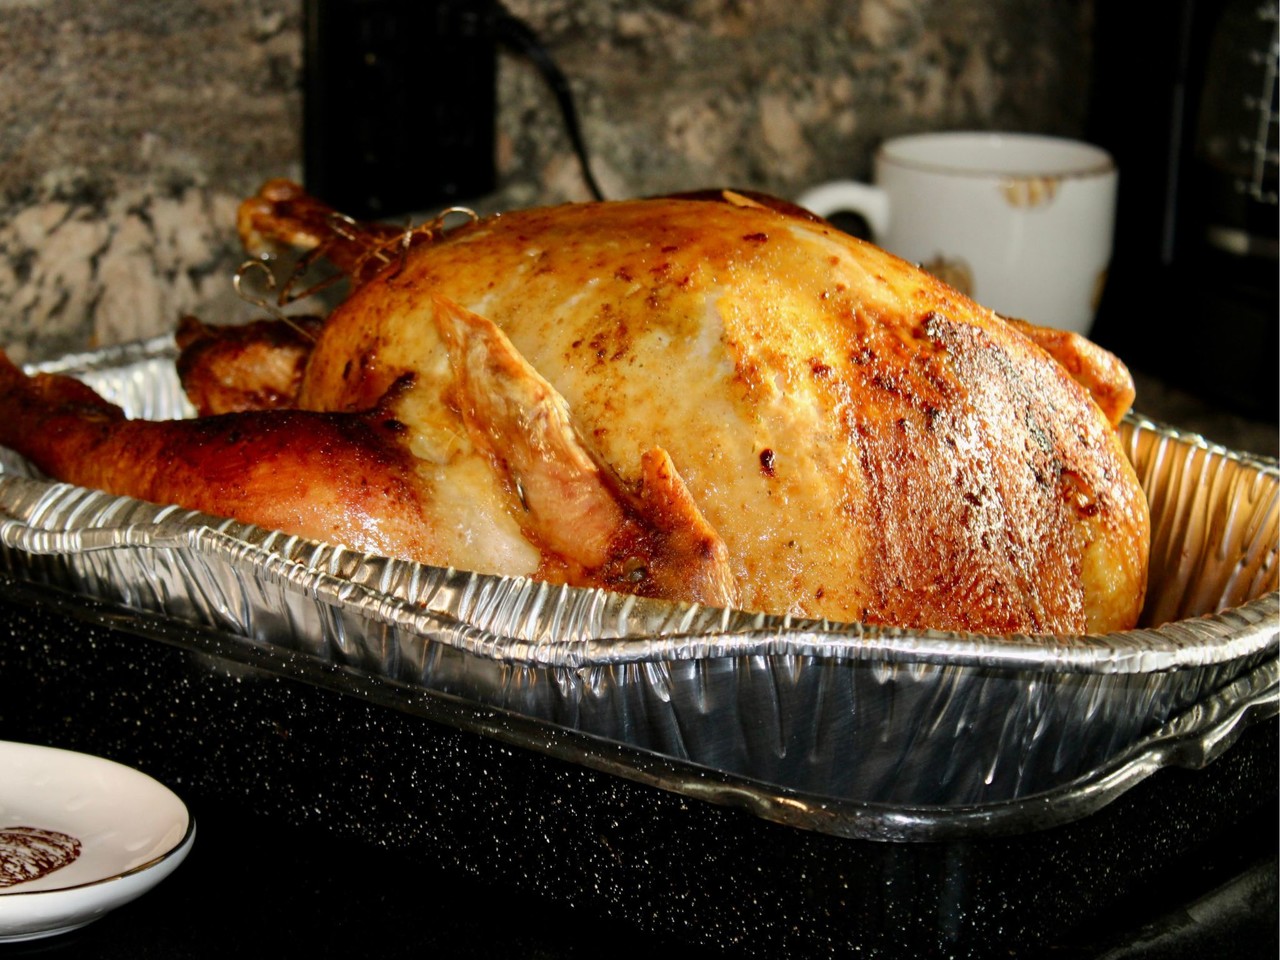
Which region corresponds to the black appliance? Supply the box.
[1089,0,1278,421]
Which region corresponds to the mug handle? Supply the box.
[795,181,891,239]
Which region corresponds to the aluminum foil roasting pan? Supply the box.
[1,337,1276,841]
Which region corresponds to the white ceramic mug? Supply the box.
[796,132,1118,335]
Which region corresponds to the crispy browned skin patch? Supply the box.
[1002,316,1136,428]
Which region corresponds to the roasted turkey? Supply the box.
[0,182,1150,634]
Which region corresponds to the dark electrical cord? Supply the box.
[493,6,606,201]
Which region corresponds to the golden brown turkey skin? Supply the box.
[2,186,1150,634]
[176,314,323,416]
[0,348,738,609]
[279,194,1149,634]
[1002,317,1135,427]
[0,353,436,560]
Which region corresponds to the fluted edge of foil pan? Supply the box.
[0,479,1276,672]
[0,571,1273,844]
[0,336,1276,836]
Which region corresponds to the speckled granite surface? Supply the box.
[0,0,1274,456]
[0,1,300,361]
[0,0,1092,356]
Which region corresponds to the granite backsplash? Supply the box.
[0,0,1096,361]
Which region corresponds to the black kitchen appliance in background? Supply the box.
[1088,0,1278,421]
[302,1,602,218]
[303,0,499,219]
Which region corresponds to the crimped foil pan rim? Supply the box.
[1123,409,1280,473]
[0,569,1273,842]
[0,472,1275,673]
[27,335,182,376]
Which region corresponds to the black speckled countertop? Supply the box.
[0,578,1275,960]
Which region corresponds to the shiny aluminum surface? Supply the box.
[0,337,1276,839]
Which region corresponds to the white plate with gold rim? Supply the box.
[0,740,194,942]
